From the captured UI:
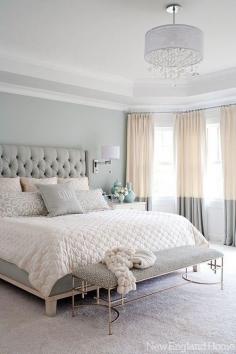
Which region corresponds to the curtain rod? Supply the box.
[129,102,236,115]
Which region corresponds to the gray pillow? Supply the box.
[37,183,83,217]
[0,192,47,217]
[76,189,110,213]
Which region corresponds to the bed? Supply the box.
[0,144,208,316]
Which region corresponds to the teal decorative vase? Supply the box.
[124,182,136,203]
[111,179,122,194]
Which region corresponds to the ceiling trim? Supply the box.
[0,82,128,111]
[131,88,236,112]
[0,50,235,113]
[0,80,235,113]
[0,50,133,97]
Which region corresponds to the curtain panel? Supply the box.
[126,113,154,209]
[220,105,236,246]
[175,110,206,234]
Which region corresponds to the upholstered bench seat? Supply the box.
[73,246,223,289]
[72,245,224,335]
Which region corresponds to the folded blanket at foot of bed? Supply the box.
[102,247,156,295]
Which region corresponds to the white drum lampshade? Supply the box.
[101,145,120,160]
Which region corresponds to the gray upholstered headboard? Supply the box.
[0,144,88,178]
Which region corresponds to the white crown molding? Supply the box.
[0,50,235,112]
[0,82,129,111]
[130,88,236,112]
[0,50,133,97]
[0,80,236,113]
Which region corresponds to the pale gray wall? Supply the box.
[0,92,127,192]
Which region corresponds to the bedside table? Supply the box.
[110,201,147,211]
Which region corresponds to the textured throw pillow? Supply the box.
[76,189,110,213]
[0,192,47,217]
[0,177,22,192]
[20,177,57,192]
[37,183,83,217]
[58,177,89,191]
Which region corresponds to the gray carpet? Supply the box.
[0,244,236,354]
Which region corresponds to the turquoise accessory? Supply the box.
[124,182,136,203]
[111,179,122,194]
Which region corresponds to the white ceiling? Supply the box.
[0,0,236,110]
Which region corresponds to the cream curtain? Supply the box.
[126,113,154,209]
[175,110,206,234]
[220,105,236,246]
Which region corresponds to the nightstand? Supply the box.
[110,201,147,211]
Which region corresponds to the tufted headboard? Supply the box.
[0,144,88,179]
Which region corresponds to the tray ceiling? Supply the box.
[0,0,236,110]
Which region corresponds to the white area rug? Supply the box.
[0,244,236,354]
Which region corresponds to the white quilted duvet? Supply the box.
[0,210,208,296]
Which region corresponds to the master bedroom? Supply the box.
[0,1,235,353]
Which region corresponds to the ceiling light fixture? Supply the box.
[144,3,203,80]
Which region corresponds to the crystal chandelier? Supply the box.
[144,4,203,80]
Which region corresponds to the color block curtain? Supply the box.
[220,105,236,246]
[175,110,206,234]
[126,113,154,209]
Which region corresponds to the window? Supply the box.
[152,116,223,202]
[153,126,175,198]
[205,122,223,200]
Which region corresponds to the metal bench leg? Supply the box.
[81,281,85,299]
[121,294,125,305]
[214,259,217,274]
[108,288,112,335]
[185,267,188,279]
[96,287,100,304]
[72,275,75,317]
[221,257,224,290]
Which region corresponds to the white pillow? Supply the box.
[0,192,47,217]
[76,189,110,213]
[20,177,57,192]
[0,177,21,192]
[57,177,89,191]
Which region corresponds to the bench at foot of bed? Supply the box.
[72,245,224,335]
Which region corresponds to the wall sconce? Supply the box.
[93,145,120,174]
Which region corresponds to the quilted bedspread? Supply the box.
[0,210,208,296]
